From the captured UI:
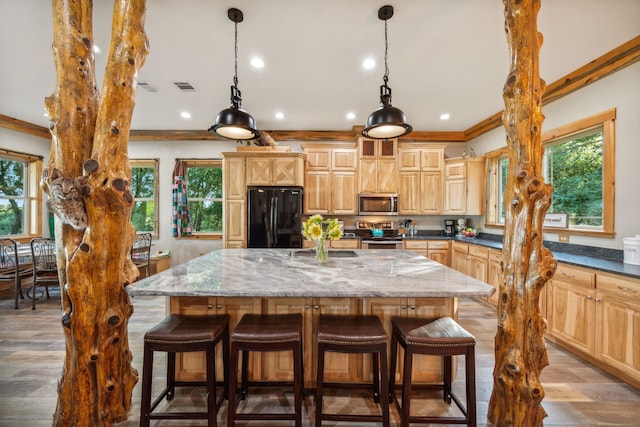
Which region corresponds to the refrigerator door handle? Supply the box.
[271,195,278,246]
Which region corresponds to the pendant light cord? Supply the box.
[383,18,389,86]
[233,19,239,88]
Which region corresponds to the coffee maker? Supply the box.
[443,219,455,236]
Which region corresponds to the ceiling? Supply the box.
[1,0,639,136]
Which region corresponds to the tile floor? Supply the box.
[1,285,640,426]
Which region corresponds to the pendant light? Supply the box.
[362,5,412,139]
[208,8,259,141]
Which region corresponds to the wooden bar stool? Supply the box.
[228,313,304,427]
[315,314,390,427]
[389,316,477,427]
[139,314,230,427]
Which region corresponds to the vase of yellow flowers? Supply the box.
[301,214,343,263]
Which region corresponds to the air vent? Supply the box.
[137,81,158,92]
[173,81,196,92]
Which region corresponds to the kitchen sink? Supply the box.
[290,249,358,258]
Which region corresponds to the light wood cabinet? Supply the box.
[302,144,357,215]
[403,239,450,267]
[222,152,305,247]
[444,157,485,215]
[487,249,502,307]
[246,155,304,186]
[329,239,360,249]
[358,138,398,193]
[398,144,445,215]
[451,241,488,283]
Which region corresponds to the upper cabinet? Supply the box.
[397,143,446,215]
[246,154,304,186]
[358,138,398,193]
[444,156,485,215]
[302,144,358,215]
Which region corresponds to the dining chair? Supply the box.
[131,233,152,280]
[29,238,60,310]
[0,238,33,309]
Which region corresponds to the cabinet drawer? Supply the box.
[489,250,502,262]
[597,273,640,302]
[452,241,468,254]
[330,239,360,249]
[428,241,450,250]
[554,264,595,288]
[404,240,428,250]
[469,245,489,259]
[445,162,465,179]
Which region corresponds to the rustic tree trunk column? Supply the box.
[488,0,557,425]
[45,1,148,425]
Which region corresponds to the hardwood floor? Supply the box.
[1,285,640,426]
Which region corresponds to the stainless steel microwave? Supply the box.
[358,193,398,216]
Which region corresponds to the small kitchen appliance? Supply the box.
[623,235,640,265]
[444,220,455,236]
[455,218,467,235]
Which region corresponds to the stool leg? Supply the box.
[372,351,381,403]
[293,341,303,427]
[443,355,452,404]
[466,346,477,427]
[222,326,230,400]
[241,349,249,400]
[228,341,239,427]
[400,347,413,427]
[377,345,390,427]
[315,344,326,427]
[389,332,399,400]
[205,345,217,427]
[166,351,176,401]
[140,345,154,427]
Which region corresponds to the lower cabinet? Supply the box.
[452,241,488,283]
[403,240,451,267]
[486,249,502,307]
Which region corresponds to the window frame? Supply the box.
[182,159,223,240]
[130,159,159,238]
[0,149,43,241]
[485,108,616,238]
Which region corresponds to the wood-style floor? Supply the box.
[1,285,640,426]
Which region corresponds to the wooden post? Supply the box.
[488,0,557,425]
[45,1,148,425]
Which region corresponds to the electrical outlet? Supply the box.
[558,234,570,242]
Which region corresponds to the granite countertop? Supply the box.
[126,248,495,298]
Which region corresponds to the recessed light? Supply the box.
[362,58,375,69]
[93,45,101,54]
[440,113,450,121]
[180,111,192,119]
[251,57,264,68]
[275,112,285,120]
[346,112,356,120]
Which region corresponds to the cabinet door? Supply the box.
[362,298,405,383]
[377,158,398,193]
[547,280,596,355]
[217,297,264,381]
[398,172,420,214]
[596,292,640,383]
[398,149,420,171]
[272,157,299,185]
[451,243,468,274]
[358,159,378,193]
[427,249,450,266]
[421,149,443,172]
[169,297,217,381]
[468,254,488,284]
[332,149,357,171]
[264,298,312,383]
[225,199,246,246]
[305,149,331,171]
[420,172,443,214]
[331,171,357,214]
[224,156,246,199]
[444,178,466,214]
[487,250,502,307]
[303,171,331,214]
[313,298,361,383]
[246,157,273,185]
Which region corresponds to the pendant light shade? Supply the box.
[208,8,259,141]
[362,5,412,139]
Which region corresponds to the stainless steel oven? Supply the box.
[361,240,403,250]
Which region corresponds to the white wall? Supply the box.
[467,61,640,250]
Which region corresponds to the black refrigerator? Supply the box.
[247,186,303,248]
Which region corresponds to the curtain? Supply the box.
[172,160,192,237]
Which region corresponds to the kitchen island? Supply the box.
[127,248,494,386]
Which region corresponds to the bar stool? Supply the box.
[228,313,304,427]
[315,314,390,427]
[140,314,230,427]
[389,316,477,427]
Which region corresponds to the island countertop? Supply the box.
[126,248,495,298]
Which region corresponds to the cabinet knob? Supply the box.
[207,304,213,309]
[618,286,637,294]
[304,304,310,309]
[216,304,222,310]
[401,305,407,310]
[594,298,601,303]
[585,295,593,300]
[409,305,416,310]
[313,305,320,310]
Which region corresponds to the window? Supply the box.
[186,160,223,234]
[486,108,615,237]
[0,149,42,238]
[130,159,158,236]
